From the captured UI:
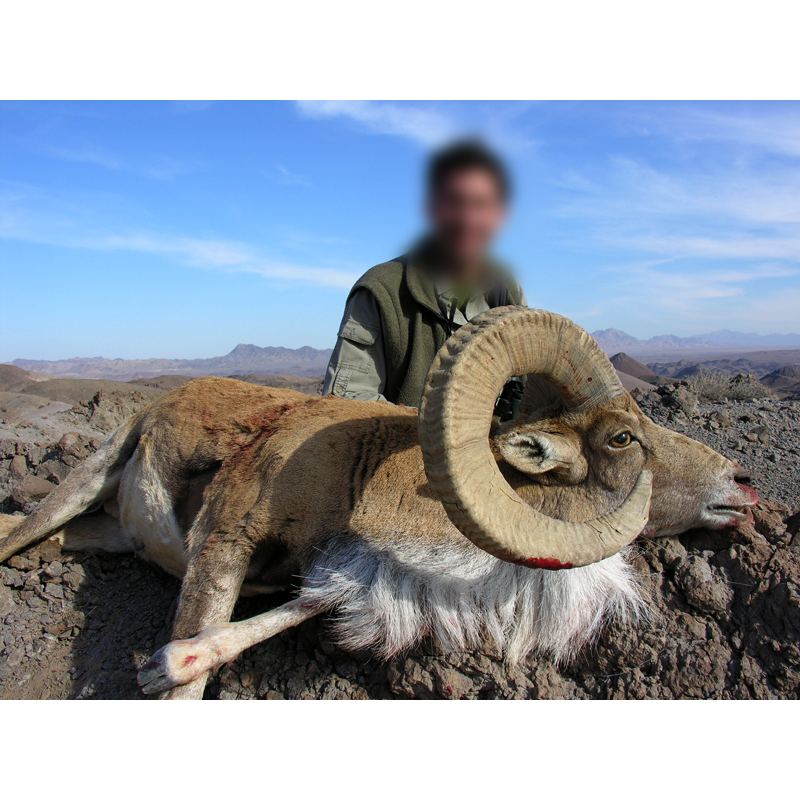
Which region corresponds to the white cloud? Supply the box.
[744,288,800,329]
[551,107,800,306]
[584,258,800,335]
[274,225,349,250]
[297,100,457,146]
[608,234,800,261]
[92,233,357,287]
[0,188,358,289]
[37,144,122,170]
[272,163,311,187]
[559,155,800,230]
[610,261,798,304]
[295,100,539,151]
[553,137,800,289]
[94,232,359,289]
[26,141,193,181]
[139,155,194,181]
[641,104,800,158]
[171,101,214,115]
[241,261,358,287]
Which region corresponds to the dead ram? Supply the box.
[0,308,757,699]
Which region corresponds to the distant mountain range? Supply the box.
[11,344,333,382]
[7,328,800,383]
[591,328,800,353]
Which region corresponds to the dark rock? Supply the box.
[663,386,699,419]
[430,663,473,699]
[36,540,62,562]
[11,475,56,505]
[786,511,800,548]
[62,572,85,592]
[43,561,64,579]
[8,555,37,571]
[56,432,95,467]
[1,567,24,588]
[9,455,27,480]
[6,648,23,668]
[710,411,732,428]
[0,584,16,615]
[240,669,262,692]
[662,538,688,567]
[675,557,733,614]
[36,461,71,484]
[44,583,64,600]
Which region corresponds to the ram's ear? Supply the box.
[496,428,587,483]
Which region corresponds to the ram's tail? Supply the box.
[0,414,143,563]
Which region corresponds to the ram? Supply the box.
[0,308,757,699]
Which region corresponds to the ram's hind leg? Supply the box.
[0,416,141,563]
[138,596,321,698]
[0,511,132,553]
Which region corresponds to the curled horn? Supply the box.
[418,307,651,569]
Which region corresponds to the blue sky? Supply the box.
[1,100,798,362]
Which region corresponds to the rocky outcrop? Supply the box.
[761,366,800,399]
[610,352,660,383]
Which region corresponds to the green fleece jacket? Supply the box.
[350,251,525,407]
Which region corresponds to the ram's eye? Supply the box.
[609,432,632,448]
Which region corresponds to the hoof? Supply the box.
[138,639,209,695]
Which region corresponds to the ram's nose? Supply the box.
[732,463,758,505]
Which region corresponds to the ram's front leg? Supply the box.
[138,597,321,698]
[138,527,252,700]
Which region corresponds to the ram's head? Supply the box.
[419,308,757,569]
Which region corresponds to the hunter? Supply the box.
[323,139,527,413]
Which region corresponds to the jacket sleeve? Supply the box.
[322,289,389,402]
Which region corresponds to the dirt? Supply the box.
[0,384,798,700]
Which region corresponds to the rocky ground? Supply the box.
[0,380,798,700]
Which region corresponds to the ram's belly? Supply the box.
[118,442,188,578]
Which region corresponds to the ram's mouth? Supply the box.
[706,504,755,527]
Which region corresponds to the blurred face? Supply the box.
[427,167,507,280]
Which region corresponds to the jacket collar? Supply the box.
[404,252,442,318]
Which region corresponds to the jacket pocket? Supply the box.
[332,363,355,396]
[339,318,379,346]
